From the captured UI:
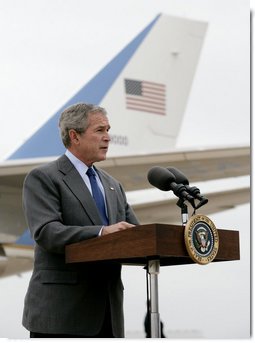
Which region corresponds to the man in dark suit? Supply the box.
[22,103,139,338]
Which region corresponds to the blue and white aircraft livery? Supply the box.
[9,14,207,159]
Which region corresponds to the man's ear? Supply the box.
[69,129,80,145]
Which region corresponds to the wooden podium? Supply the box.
[65,224,240,337]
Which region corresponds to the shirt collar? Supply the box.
[65,150,91,178]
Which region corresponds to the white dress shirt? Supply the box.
[65,150,107,234]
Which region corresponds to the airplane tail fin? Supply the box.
[8,14,207,160]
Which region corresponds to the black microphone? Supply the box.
[167,167,189,185]
[147,166,194,202]
[167,167,208,208]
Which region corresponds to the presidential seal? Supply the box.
[184,214,219,265]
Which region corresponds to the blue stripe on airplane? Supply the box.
[15,229,34,246]
[9,14,161,160]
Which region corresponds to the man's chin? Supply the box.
[97,154,107,162]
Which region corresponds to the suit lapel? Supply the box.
[57,155,102,225]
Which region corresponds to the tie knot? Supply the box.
[86,167,95,178]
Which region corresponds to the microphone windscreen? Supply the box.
[167,167,189,185]
[147,166,176,191]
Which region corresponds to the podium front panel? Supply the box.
[65,224,240,266]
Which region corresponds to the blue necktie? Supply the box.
[86,167,108,225]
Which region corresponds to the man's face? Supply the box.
[71,112,111,166]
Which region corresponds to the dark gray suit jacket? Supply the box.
[22,155,139,337]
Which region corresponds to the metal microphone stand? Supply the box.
[177,198,189,225]
[145,197,191,338]
[145,259,161,338]
[145,187,208,337]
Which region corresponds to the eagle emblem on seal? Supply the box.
[195,227,211,253]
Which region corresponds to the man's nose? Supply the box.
[104,132,110,141]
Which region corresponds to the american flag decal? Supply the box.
[124,79,166,115]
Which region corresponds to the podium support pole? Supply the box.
[147,259,161,338]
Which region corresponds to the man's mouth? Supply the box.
[101,146,108,151]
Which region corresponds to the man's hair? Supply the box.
[59,103,107,147]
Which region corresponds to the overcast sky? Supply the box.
[0,0,251,340]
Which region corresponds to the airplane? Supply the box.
[0,13,250,278]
